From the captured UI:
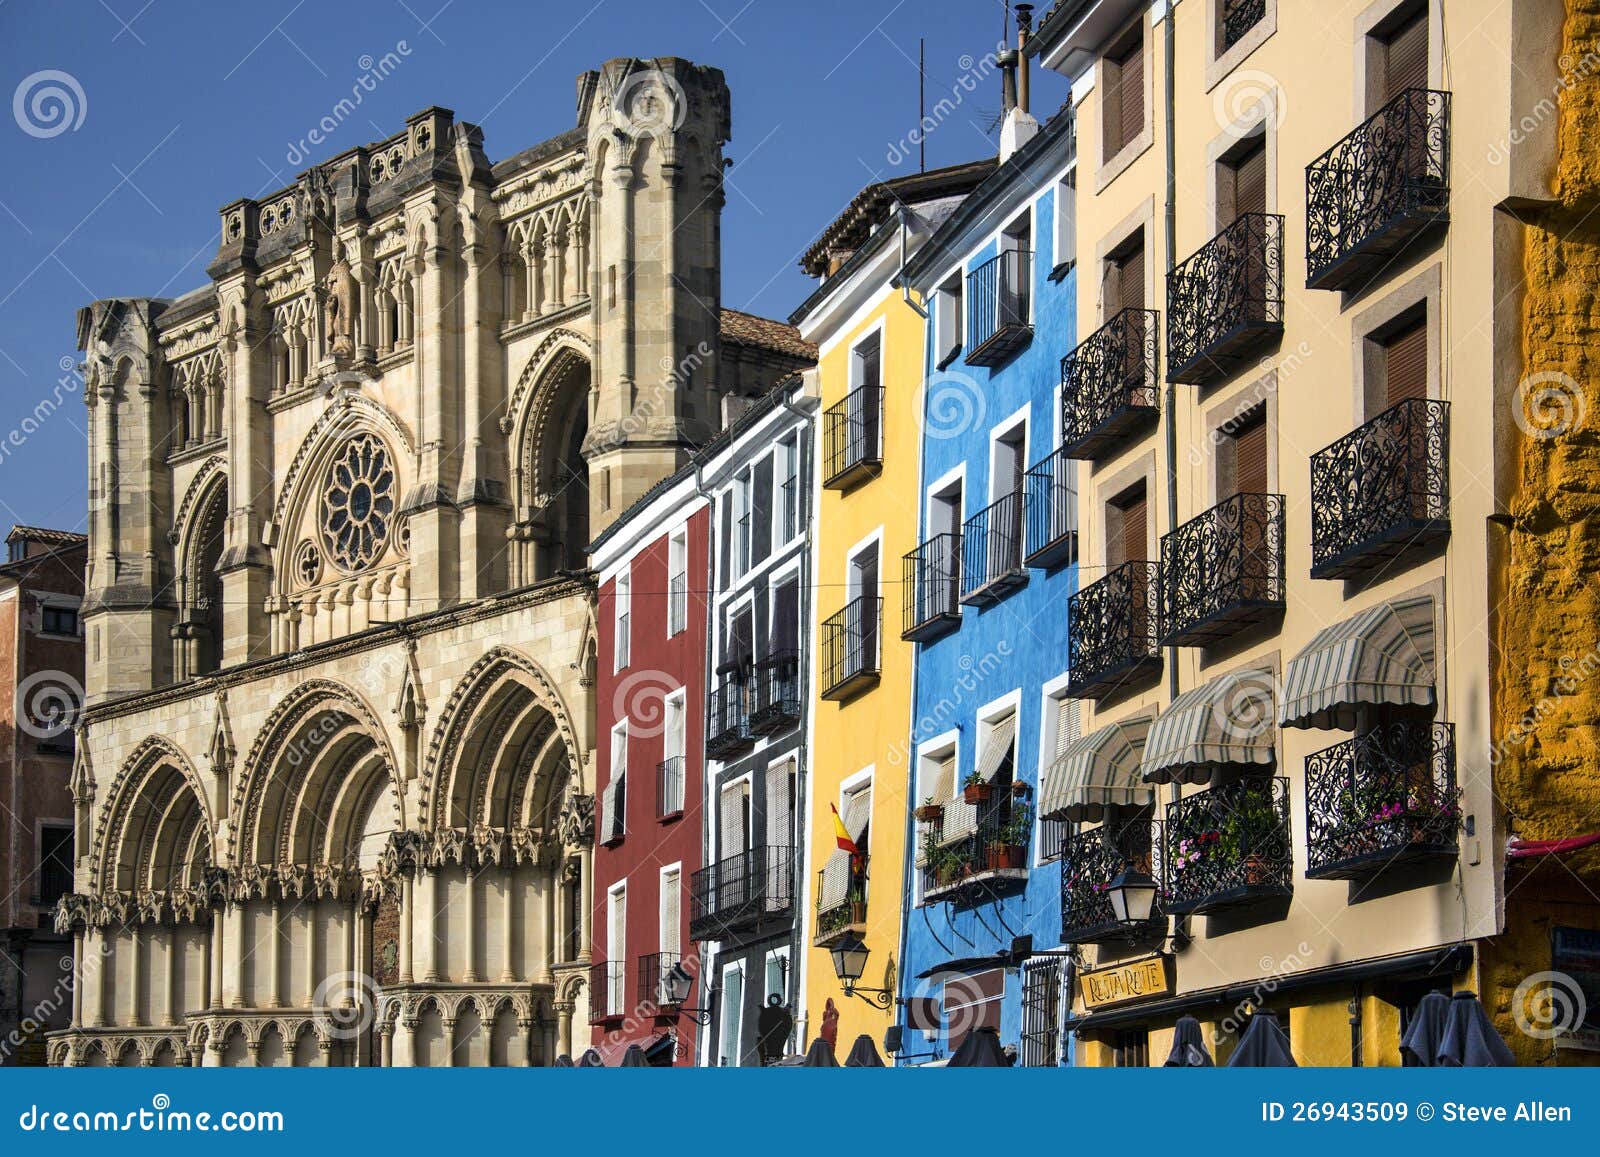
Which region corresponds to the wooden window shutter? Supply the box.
[1119,37,1144,151]
[764,761,793,849]
[1120,489,1148,564]
[1054,697,1078,759]
[1231,139,1267,222]
[1104,500,1126,568]
[1102,54,1124,160]
[751,457,773,565]
[661,871,681,957]
[1383,9,1428,100]
[1232,411,1269,496]
[770,578,799,655]
[1117,240,1144,315]
[720,782,748,856]
[1383,318,1428,406]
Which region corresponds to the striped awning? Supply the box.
[1278,596,1436,730]
[1141,668,1278,785]
[1040,712,1156,822]
[975,713,1018,783]
[818,789,873,911]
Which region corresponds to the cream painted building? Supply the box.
[51,57,799,1067]
[1028,0,1567,1064]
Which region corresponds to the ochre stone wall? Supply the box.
[1488,0,1600,1066]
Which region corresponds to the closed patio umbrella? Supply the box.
[619,1044,650,1067]
[1399,991,1451,1067]
[1436,991,1516,1067]
[577,1048,604,1067]
[947,1026,1009,1067]
[802,1037,839,1067]
[552,1054,573,1068]
[844,1034,885,1067]
[1227,1009,1296,1067]
[1163,1016,1214,1067]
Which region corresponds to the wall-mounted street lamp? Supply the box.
[661,962,714,1025]
[1106,861,1159,925]
[829,933,894,1009]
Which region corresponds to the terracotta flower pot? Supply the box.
[963,783,992,805]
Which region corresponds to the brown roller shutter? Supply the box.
[1233,412,1269,496]
[1120,38,1144,150]
[1383,318,1428,406]
[1116,240,1144,315]
[1383,9,1428,101]
[1113,487,1147,565]
[1231,139,1267,223]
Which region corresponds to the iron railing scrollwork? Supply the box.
[1305,720,1459,879]
[1306,88,1451,290]
[1062,308,1160,459]
[822,596,882,698]
[1310,398,1450,579]
[1221,0,1265,50]
[903,533,961,639]
[961,490,1025,602]
[1066,560,1162,698]
[1167,213,1284,385]
[920,809,1030,903]
[1163,776,1292,914]
[1160,492,1285,647]
[1060,818,1163,943]
[823,385,884,487]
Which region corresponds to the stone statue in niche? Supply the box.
[324,236,357,361]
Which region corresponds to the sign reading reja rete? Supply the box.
[1080,956,1175,1010]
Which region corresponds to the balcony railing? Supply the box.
[1310,398,1450,580]
[1062,308,1160,460]
[902,534,961,641]
[961,490,1026,605]
[589,960,627,1022]
[689,845,795,940]
[921,809,1031,905]
[1306,721,1459,880]
[1306,88,1451,291]
[1060,820,1164,944]
[705,681,753,760]
[1160,492,1285,647]
[823,385,884,489]
[1221,0,1265,50]
[668,572,688,635]
[1163,776,1292,915]
[1167,213,1284,385]
[637,951,682,1009]
[821,596,881,700]
[815,855,869,946]
[1023,448,1078,569]
[750,650,802,734]
[1065,561,1162,699]
[966,248,1033,366]
[657,756,685,819]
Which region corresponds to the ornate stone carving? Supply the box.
[556,790,594,848]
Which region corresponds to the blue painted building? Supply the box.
[894,101,1080,1067]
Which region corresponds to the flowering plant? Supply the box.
[1173,830,1219,873]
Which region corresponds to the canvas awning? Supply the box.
[1040,711,1156,822]
[1141,668,1277,785]
[975,713,1018,783]
[1278,596,1436,730]
[817,787,873,911]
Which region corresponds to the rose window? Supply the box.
[321,434,396,572]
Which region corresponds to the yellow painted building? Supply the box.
[790,163,992,1052]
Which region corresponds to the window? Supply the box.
[660,693,686,817]
[733,471,752,578]
[1219,406,1270,498]
[1218,134,1267,227]
[659,866,682,959]
[763,947,789,1011]
[1113,1028,1150,1067]
[944,969,1004,1052]
[1020,957,1068,1067]
[37,825,72,907]
[1106,229,1145,316]
[614,568,631,672]
[605,884,627,1016]
[765,758,795,852]
[1039,693,1078,864]
[1052,173,1077,274]
[777,435,800,543]
[668,530,688,636]
[601,724,627,845]
[1105,483,1149,567]
[719,778,752,860]
[934,273,963,366]
[718,960,745,1066]
[1102,25,1145,160]
[41,605,79,636]
[1378,3,1428,107]
[1219,0,1266,53]
[1380,313,1428,408]
[750,455,774,566]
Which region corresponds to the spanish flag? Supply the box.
[831,802,859,861]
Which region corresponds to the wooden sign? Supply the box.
[1079,955,1174,1010]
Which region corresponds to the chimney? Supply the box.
[999,47,1018,116]
[997,3,1040,163]
[1016,4,1033,115]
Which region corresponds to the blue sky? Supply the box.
[0,0,1068,533]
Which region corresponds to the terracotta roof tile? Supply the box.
[720,308,817,362]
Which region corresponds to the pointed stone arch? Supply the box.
[92,736,214,894]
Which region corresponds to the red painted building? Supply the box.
[588,471,709,1065]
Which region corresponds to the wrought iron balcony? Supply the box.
[823,384,884,489]
[637,951,682,1009]
[821,596,881,700]
[1310,398,1450,580]
[689,845,794,940]
[1061,308,1160,460]
[1065,561,1162,700]
[705,681,753,760]
[657,756,685,819]
[1221,0,1265,50]
[1160,492,1285,647]
[920,808,1031,906]
[961,490,1026,605]
[966,248,1033,366]
[1306,721,1459,880]
[1306,88,1451,291]
[815,854,869,947]
[1023,447,1078,569]
[1060,819,1164,944]
[903,533,961,641]
[589,960,627,1022]
[749,649,802,734]
[1167,213,1284,385]
[1163,776,1292,915]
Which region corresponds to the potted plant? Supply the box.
[985,803,1032,870]
[1219,788,1281,887]
[914,796,944,824]
[963,769,992,805]
[1010,780,1030,799]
